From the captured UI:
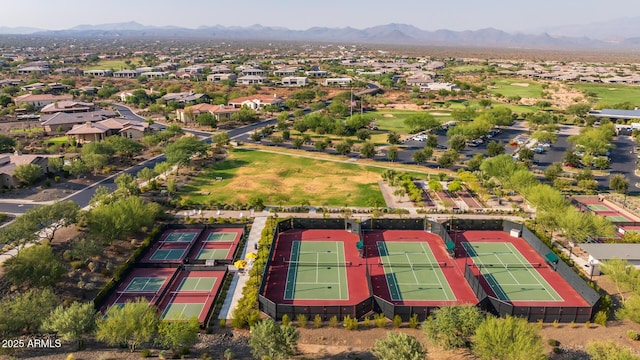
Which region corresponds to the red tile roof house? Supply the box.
[0,153,62,188]
[175,103,239,123]
[14,94,74,109]
[40,101,94,114]
[227,94,284,111]
[65,119,150,144]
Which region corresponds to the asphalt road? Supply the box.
[0,105,277,214]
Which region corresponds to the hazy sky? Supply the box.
[1,0,638,31]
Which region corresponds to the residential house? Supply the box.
[237,75,266,85]
[0,79,22,88]
[55,67,82,76]
[83,69,113,77]
[40,110,118,133]
[281,76,309,87]
[175,103,239,123]
[140,71,169,79]
[210,65,232,74]
[113,70,141,78]
[0,153,62,188]
[406,75,433,87]
[207,73,237,82]
[117,89,155,103]
[228,94,284,111]
[419,82,460,92]
[40,101,94,114]
[16,66,50,75]
[120,122,153,140]
[162,92,208,104]
[65,118,135,144]
[20,82,71,94]
[274,67,299,77]
[306,70,329,77]
[240,68,265,77]
[323,78,352,86]
[14,94,74,109]
[178,65,205,74]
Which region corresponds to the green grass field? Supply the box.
[487,78,544,99]
[180,149,387,207]
[571,83,640,105]
[373,110,449,134]
[84,58,141,71]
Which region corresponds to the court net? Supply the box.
[167,291,213,297]
[473,263,543,270]
[378,261,447,269]
[284,260,353,267]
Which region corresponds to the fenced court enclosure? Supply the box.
[98,225,245,326]
[284,241,349,300]
[462,242,562,302]
[258,218,600,323]
[572,196,640,224]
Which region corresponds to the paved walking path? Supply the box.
[217,216,267,320]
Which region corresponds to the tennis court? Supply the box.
[603,214,632,222]
[462,242,563,302]
[124,277,167,292]
[284,241,349,300]
[377,241,455,301]
[163,231,199,243]
[205,232,237,242]
[195,243,233,260]
[150,248,186,261]
[161,275,219,321]
[587,204,610,211]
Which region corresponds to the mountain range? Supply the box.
[2,20,640,50]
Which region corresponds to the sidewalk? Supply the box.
[217,216,267,320]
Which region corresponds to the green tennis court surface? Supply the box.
[206,232,237,242]
[284,241,349,300]
[196,248,230,260]
[150,249,186,261]
[378,241,455,301]
[124,277,166,292]
[462,242,563,302]
[164,232,198,242]
[162,303,204,320]
[177,277,217,292]
[587,204,610,211]
[605,215,631,222]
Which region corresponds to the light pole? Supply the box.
[568,241,575,258]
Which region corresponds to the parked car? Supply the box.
[532,146,546,154]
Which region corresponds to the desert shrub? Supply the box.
[328,315,339,328]
[296,314,307,328]
[343,315,358,330]
[393,315,403,328]
[281,314,291,326]
[374,313,387,328]
[313,314,323,328]
[408,314,420,329]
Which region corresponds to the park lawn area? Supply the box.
[487,78,544,99]
[179,148,387,207]
[373,110,447,134]
[84,58,141,71]
[10,127,45,134]
[571,83,640,105]
[45,136,71,145]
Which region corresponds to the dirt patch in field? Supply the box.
[430,112,451,116]
[511,82,530,87]
[382,113,395,118]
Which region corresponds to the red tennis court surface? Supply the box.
[156,270,225,323]
[365,230,477,306]
[572,196,640,223]
[101,267,177,313]
[263,229,370,306]
[451,230,589,308]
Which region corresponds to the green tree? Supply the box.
[137,167,157,184]
[360,141,376,158]
[196,112,217,127]
[413,149,427,164]
[438,149,459,168]
[212,132,231,148]
[387,145,398,162]
[104,136,144,158]
[586,341,640,360]
[566,103,592,117]
[518,148,535,161]
[423,305,483,349]
[404,113,439,133]
[372,332,426,360]
[448,134,467,152]
[4,243,65,288]
[426,134,438,148]
[0,288,58,336]
[96,299,159,352]
[0,133,16,152]
[81,152,109,175]
[231,105,258,123]
[48,157,64,173]
[387,131,401,145]
[610,174,630,194]
[356,128,371,141]
[154,161,172,181]
[249,319,299,360]
[42,302,97,350]
[336,142,352,155]
[13,163,42,185]
[156,317,200,355]
[114,173,140,197]
[86,196,160,244]
[486,141,505,157]
[544,162,563,182]
[164,136,208,175]
[466,153,485,171]
[473,316,545,360]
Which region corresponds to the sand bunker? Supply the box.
[430,112,450,116]
[511,83,530,87]
[382,113,394,118]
